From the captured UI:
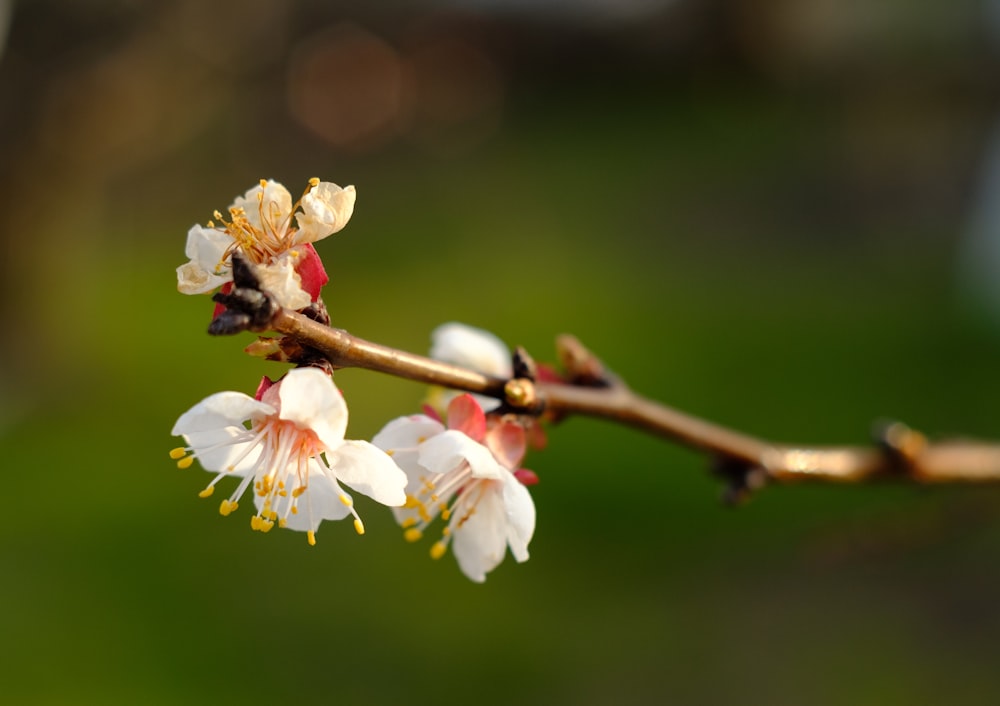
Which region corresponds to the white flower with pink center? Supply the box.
[176,178,355,310]
[372,394,536,582]
[170,367,405,544]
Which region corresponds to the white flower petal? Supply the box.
[276,368,348,448]
[258,257,311,311]
[501,471,536,563]
[232,180,293,236]
[295,183,356,244]
[452,481,508,583]
[172,391,273,436]
[430,322,512,378]
[182,427,261,475]
[372,415,445,451]
[177,225,233,293]
[418,430,504,479]
[327,440,407,506]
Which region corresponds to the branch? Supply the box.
[265,309,1000,494]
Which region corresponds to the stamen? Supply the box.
[430,541,448,560]
[338,494,352,507]
[169,447,187,460]
[308,177,319,188]
[219,499,238,516]
[198,486,215,498]
[404,528,423,543]
[177,456,194,470]
[353,518,365,535]
[307,531,317,546]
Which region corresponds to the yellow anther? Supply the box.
[250,516,261,531]
[404,496,420,509]
[401,517,417,529]
[430,541,448,560]
[291,506,298,515]
[292,487,306,498]
[176,457,194,470]
[440,507,451,521]
[259,178,268,188]
[417,436,427,443]
[219,500,238,517]
[279,490,287,497]
[214,210,224,221]
[353,518,365,536]
[267,510,278,521]
[307,531,317,546]
[442,526,451,537]
[339,494,352,507]
[169,447,187,460]
[386,449,395,456]
[260,519,274,533]
[198,486,215,499]
[308,177,320,188]
[404,528,423,543]
[279,518,287,528]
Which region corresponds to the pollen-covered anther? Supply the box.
[198,486,215,498]
[430,541,448,560]
[353,518,365,535]
[338,494,352,507]
[404,528,423,543]
[219,500,238,516]
[307,531,317,546]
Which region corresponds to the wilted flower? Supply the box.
[176,178,355,310]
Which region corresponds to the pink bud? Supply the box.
[514,468,539,486]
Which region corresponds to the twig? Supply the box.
[266,309,1000,492]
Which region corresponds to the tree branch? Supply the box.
[265,309,1000,492]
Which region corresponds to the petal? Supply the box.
[372,415,445,451]
[446,394,486,441]
[258,257,311,311]
[177,225,233,294]
[326,440,407,506]
[430,322,512,378]
[232,180,294,236]
[295,182,356,244]
[451,480,508,582]
[418,430,504,479]
[184,224,232,267]
[501,470,536,563]
[181,427,260,475]
[177,261,229,295]
[291,243,329,300]
[276,368,348,448]
[172,391,273,436]
[485,420,526,470]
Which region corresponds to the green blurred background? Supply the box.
[4,1,1000,703]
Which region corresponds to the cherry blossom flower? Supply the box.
[372,394,536,582]
[428,322,512,412]
[170,367,405,544]
[176,178,355,310]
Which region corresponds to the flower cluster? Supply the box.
[171,178,540,581]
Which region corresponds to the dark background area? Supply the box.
[3,1,1000,703]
